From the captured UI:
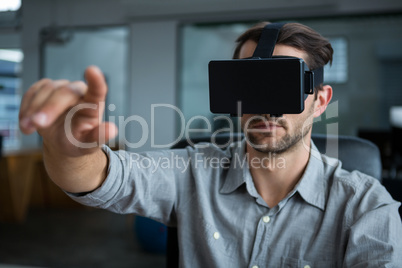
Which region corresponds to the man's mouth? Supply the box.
[248,121,283,131]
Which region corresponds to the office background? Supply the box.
[0,0,401,153]
[0,0,401,267]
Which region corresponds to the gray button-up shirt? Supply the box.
[68,140,402,267]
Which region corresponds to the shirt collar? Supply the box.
[219,140,248,194]
[293,140,327,211]
[220,139,328,211]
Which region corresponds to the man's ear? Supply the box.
[313,85,333,117]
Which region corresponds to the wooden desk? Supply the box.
[0,149,81,223]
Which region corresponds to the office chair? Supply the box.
[166,132,382,268]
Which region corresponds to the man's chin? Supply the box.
[246,133,280,145]
[246,137,284,154]
[245,132,303,155]
[249,144,285,155]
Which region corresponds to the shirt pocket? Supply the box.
[199,220,239,260]
[281,257,339,268]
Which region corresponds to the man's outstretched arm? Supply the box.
[19,66,118,193]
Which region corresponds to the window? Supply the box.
[41,26,129,147]
[0,0,21,12]
[324,37,348,84]
[0,48,23,150]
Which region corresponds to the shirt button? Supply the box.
[213,232,220,240]
[304,265,311,268]
[252,266,259,268]
[262,216,271,223]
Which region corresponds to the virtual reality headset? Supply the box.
[208,22,324,117]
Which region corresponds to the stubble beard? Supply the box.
[245,105,315,155]
[246,124,311,155]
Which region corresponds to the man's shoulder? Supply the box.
[324,158,395,210]
[332,165,379,191]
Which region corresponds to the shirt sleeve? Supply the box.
[65,145,193,226]
[343,174,402,267]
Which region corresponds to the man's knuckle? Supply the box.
[42,79,54,87]
[57,86,74,95]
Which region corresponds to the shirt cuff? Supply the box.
[64,145,124,208]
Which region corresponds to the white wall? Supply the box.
[128,21,178,151]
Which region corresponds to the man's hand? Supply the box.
[18,66,118,192]
[19,66,118,156]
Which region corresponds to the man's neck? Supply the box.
[246,136,311,208]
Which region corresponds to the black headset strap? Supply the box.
[312,67,324,87]
[253,22,325,90]
[252,22,286,58]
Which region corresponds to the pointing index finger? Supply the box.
[83,66,108,104]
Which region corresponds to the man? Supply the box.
[19,22,401,267]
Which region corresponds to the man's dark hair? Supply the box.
[233,22,333,70]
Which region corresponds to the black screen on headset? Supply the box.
[209,57,306,115]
